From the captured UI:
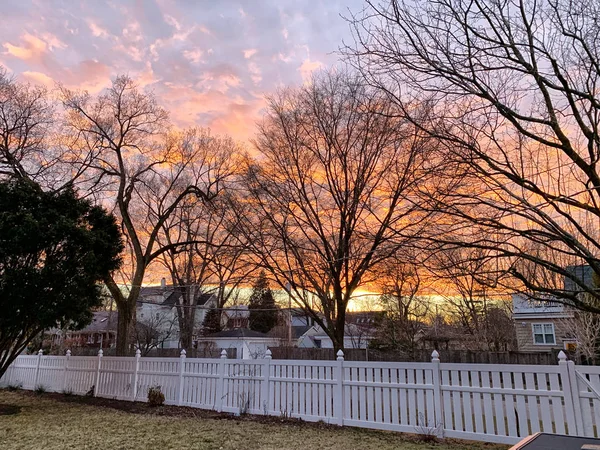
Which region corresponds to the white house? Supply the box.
[195,328,280,359]
[297,324,373,349]
[136,280,218,349]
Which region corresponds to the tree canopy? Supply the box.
[0,179,123,377]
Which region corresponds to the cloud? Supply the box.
[243,48,257,59]
[183,48,203,64]
[3,33,50,62]
[298,58,323,82]
[87,19,109,38]
[21,71,54,88]
[0,0,362,142]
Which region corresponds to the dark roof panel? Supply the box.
[206,328,271,339]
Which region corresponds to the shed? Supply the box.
[196,328,279,359]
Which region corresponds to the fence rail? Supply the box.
[1,349,597,445]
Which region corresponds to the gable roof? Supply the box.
[139,285,217,308]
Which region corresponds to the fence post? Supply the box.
[215,349,227,412]
[558,351,583,435]
[33,349,43,388]
[335,350,345,426]
[62,350,71,392]
[132,349,141,401]
[566,359,585,436]
[431,350,444,429]
[94,349,103,397]
[177,349,186,406]
[261,349,272,415]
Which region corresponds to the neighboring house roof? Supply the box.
[49,311,118,335]
[223,305,249,319]
[299,323,373,340]
[205,328,271,339]
[138,285,217,308]
[267,325,312,340]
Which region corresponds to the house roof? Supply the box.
[54,311,118,334]
[268,325,312,340]
[205,328,271,339]
[223,305,249,319]
[139,285,217,308]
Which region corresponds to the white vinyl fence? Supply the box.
[2,349,599,445]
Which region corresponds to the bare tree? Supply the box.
[345,0,600,311]
[563,311,600,364]
[241,71,436,351]
[430,246,498,337]
[156,177,254,349]
[61,78,226,354]
[372,254,431,354]
[133,309,178,356]
[430,246,516,350]
[0,67,54,182]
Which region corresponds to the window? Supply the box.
[533,323,556,345]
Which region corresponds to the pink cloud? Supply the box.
[298,58,323,82]
[3,33,51,63]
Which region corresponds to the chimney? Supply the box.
[161,277,166,290]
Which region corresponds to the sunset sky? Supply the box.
[0,0,363,144]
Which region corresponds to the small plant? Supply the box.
[34,384,47,395]
[7,382,23,391]
[237,392,251,416]
[85,385,95,397]
[62,388,73,396]
[147,385,165,407]
[414,412,443,443]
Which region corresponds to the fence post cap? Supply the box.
[135,349,141,358]
[97,349,103,356]
[265,349,272,359]
[66,349,71,357]
[220,349,227,359]
[431,350,440,361]
[180,349,187,357]
[38,349,43,356]
[336,349,344,361]
[558,350,568,362]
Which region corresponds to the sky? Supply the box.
[0,0,363,145]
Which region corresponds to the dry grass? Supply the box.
[0,390,508,450]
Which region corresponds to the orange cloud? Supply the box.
[3,33,49,62]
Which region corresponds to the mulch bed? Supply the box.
[0,403,21,415]
[18,390,336,429]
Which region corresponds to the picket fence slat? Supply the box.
[5,349,600,446]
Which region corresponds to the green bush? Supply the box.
[147,386,165,407]
[34,385,47,395]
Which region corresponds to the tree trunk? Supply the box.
[179,319,193,350]
[116,304,134,356]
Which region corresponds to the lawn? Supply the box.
[0,390,508,450]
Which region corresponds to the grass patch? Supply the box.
[0,390,509,450]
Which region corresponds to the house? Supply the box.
[136,279,218,349]
[221,305,249,330]
[195,328,279,359]
[297,323,374,349]
[513,265,598,353]
[513,294,575,352]
[49,311,118,350]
